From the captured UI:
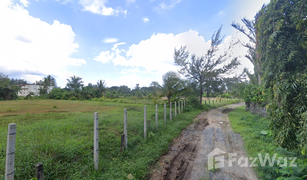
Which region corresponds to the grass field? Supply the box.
[0,97,239,179]
[228,106,307,179]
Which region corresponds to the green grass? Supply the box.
[0,98,239,179]
[228,106,307,180]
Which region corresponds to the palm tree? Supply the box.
[96,80,106,97]
[162,71,184,104]
[40,75,56,96]
[66,75,84,91]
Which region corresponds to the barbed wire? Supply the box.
[13,128,94,154]
[15,119,94,135]
[0,104,190,179]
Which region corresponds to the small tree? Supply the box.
[162,71,184,104]
[174,26,240,104]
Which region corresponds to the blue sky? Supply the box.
[0,0,270,88]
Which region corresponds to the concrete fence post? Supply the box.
[181,101,183,112]
[5,123,16,180]
[94,112,99,170]
[124,108,128,149]
[164,103,166,124]
[170,102,172,121]
[178,101,180,114]
[36,163,44,180]
[155,104,158,130]
[175,101,177,117]
[144,106,147,138]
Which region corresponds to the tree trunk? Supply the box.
[167,96,170,105]
[257,73,261,85]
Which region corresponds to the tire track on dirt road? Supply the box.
[149,102,258,180]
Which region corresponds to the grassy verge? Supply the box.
[0,98,239,179]
[228,106,307,180]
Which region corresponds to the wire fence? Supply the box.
[0,99,236,179]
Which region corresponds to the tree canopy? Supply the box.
[174,26,240,104]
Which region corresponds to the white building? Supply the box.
[18,84,54,96]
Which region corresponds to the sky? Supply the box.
[0,0,270,89]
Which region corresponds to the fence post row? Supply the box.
[170,102,172,121]
[5,123,16,180]
[155,104,158,130]
[144,106,147,139]
[124,109,128,149]
[175,101,177,117]
[94,112,99,170]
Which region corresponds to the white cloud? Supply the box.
[102,38,119,43]
[94,30,212,74]
[94,42,126,63]
[0,0,85,84]
[143,17,149,23]
[79,0,126,16]
[155,0,181,11]
[20,0,29,7]
[94,30,254,87]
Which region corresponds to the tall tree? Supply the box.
[232,15,264,85]
[256,0,307,150]
[41,75,56,95]
[66,75,84,91]
[96,79,106,97]
[174,26,240,104]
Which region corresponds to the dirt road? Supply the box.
[149,102,258,180]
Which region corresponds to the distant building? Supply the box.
[18,84,54,96]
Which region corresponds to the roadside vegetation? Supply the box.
[228,107,307,179]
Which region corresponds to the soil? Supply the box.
[149,102,258,180]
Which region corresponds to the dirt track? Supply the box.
[149,102,258,180]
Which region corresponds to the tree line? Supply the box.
[230,0,307,178]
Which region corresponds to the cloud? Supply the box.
[15,35,32,43]
[94,30,254,87]
[94,30,212,74]
[102,38,119,43]
[94,42,126,63]
[20,0,29,7]
[78,0,126,16]
[143,17,149,23]
[155,0,181,11]
[0,0,85,84]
